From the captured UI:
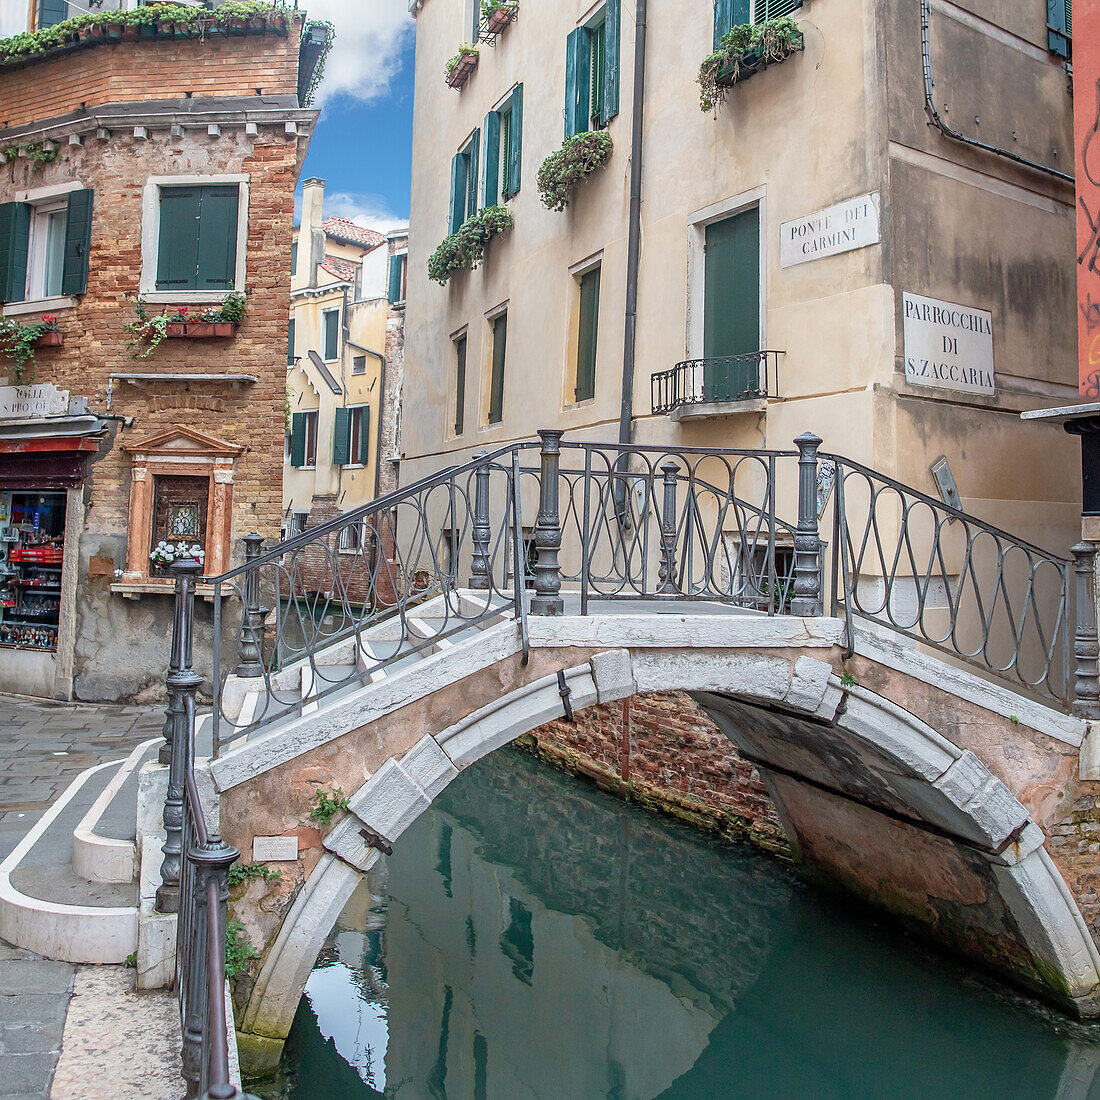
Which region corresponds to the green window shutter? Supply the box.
[590,22,605,127]
[333,407,350,466]
[291,240,298,276]
[1048,0,1070,56]
[287,318,295,365]
[61,188,93,297]
[38,0,67,27]
[756,0,801,20]
[576,266,600,402]
[603,0,619,123]
[713,0,733,47]
[489,313,507,424]
[156,186,201,291]
[483,111,501,206]
[733,0,750,25]
[359,407,371,465]
[196,186,239,290]
[0,202,31,304]
[387,256,402,303]
[455,337,467,435]
[505,85,522,198]
[467,129,480,219]
[565,27,592,138]
[501,109,513,198]
[450,152,467,233]
[324,309,340,360]
[290,412,306,468]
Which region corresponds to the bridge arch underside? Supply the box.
[229,649,1100,1070]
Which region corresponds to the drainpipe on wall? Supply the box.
[616,0,648,512]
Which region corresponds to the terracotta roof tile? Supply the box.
[320,257,360,283]
[322,216,385,249]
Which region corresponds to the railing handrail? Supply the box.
[822,452,1071,566]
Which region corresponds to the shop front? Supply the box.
[0,384,107,700]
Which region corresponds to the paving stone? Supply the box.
[0,961,74,996]
[0,995,70,1027]
[0,1053,64,1095]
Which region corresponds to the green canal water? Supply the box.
[255,748,1100,1100]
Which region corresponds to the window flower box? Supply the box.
[445,48,479,89]
[481,1,518,38]
[35,330,63,348]
[165,322,239,339]
[715,30,803,86]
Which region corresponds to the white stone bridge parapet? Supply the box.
[195,602,1100,1073]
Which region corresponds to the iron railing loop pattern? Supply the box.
[825,454,1072,703]
[651,351,782,415]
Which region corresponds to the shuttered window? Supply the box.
[484,86,523,203]
[323,308,340,361]
[155,185,239,292]
[290,410,318,468]
[1048,0,1071,57]
[753,0,802,21]
[449,133,480,232]
[291,240,298,277]
[334,407,370,467]
[713,0,750,47]
[454,335,467,436]
[0,191,92,303]
[38,0,67,27]
[287,318,296,366]
[564,4,618,136]
[388,253,407,304]
[575,266,600,403]
[488,312,507,425]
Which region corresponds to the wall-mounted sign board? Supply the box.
[903,293,995,396]
[780,192,880,268]
[0,384,69,420]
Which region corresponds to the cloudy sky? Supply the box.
[297,0,416,232]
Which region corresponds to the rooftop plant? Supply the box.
[0,2,301,67]
[537,131,613,212]
[428,205,514,285]
[697,16,802,113]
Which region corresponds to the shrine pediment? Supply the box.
[120,425,245,459]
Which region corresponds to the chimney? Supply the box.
[301,178,326,289]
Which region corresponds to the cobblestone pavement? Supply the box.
[0,695,162,1098]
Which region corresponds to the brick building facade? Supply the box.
[0,8,324,700]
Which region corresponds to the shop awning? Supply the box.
[0,415,109,490]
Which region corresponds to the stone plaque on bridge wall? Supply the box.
[253,835,300,862]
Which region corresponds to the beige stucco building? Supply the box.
[285,178,408,539]
[401,0,1079,561]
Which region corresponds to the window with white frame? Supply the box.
[289,409,318,468]
[141,175,248,300]
[0,187,93,305]
[334,405,370,467]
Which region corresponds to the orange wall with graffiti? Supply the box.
[1078,0,1100,396]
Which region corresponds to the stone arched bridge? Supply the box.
[147,433,1100,1075]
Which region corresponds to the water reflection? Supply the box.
[258,748,1100,1100]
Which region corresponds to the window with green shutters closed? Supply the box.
[449,132,481,233]
[287,318,296,366]
[482,85,524,207]
[155,185,239,292]
[564,1,620,138]
[387,253,407,304]
[334,406,371,467]
[1048,0,1071,57]
[289,410,318,468]
[0,190,93,304]
[488,312,507,425]
[323,308,340,362]
[575,266,600,403]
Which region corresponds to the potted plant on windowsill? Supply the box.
[698,16,804,113]
[125,291,246,357]
[36,316,63,347]
[0,316,62,382]
[445,44,479,88]
[537,131,613,211]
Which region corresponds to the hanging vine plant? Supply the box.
[537,131,613,212]
[428,206,514,285]
[697,17,804,113]
[0,317,60,382]
[1,141,58,171]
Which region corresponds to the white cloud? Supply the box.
[303,0,415,106]
[325,190,409,233]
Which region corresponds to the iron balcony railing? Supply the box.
[651,351,782,416]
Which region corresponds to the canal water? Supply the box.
[254,748,1100,1100]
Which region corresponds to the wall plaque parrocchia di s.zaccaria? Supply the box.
[903,292,995,396]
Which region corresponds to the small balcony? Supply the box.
[651,351,781,420]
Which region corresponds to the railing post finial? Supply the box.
[792,432,824,617]
[156,559,204,915]
[658,461,680,594]
[469,453,492,590]
[531,429,565,616]
[1072,542,1100,719]
[235,533,267,678]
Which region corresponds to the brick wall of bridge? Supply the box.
[521,690,788,855]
